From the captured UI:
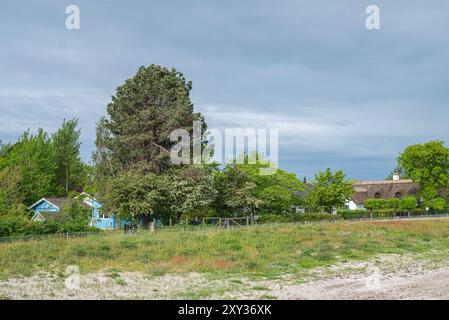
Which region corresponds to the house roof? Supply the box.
[43,197,69,208]
[28,197,68,210]
[351,179,419,205]
[28,197,91,210]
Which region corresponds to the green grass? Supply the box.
[2,219,449,280]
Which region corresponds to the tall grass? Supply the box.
[1,219,449,279]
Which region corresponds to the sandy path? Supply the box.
[274,267,449,300]
[2,255,449,299]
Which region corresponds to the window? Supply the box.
[395,192,402,198]
[374,192,381,198]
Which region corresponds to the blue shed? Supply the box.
[29,193,118,230]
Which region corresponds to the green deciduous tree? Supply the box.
[102,169,162,222]
[160,166,218,221]
[398,140,449,201]
[214,164,261,216]
[426,197,446,211]
[215,154,304,215]
[0,129,57,205]
[306,168,354,213]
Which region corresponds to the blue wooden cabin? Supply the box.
[29,193,118,230]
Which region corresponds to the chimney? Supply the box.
[393,173,400,181]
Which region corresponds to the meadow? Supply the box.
[2,218,449,281]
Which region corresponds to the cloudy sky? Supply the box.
[1,0,448,180]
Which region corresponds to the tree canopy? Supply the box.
[305,168,354,213]
[398,140,449,201]
[94,65,210,221]
[0,120,86,209]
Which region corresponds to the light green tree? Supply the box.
[0,129,57,205]
[306,168,354,213]
[426,198,446,211]
[398,140,449,201]
[221,154,304,215]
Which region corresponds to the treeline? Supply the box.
[1,64,449,233]
[0,119,89,211]
[0,119,96,236]
[92,65,356,223]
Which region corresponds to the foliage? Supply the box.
[0,129,57,205]
[160,166,218,220]
[214,154,303,215]
[0,203,32,218]
[94,65,209,221]
[305,168,354,213]
[259,213,342,223]
[93,64,206,177]
[0,215,98,237]
[364,198,399,211]
[399,196,417,212]
[52,119,86,195]
[59,197,92,222]
[102,169,162,221]
[0,120,87,207]
[426,197,447,211]
[386,198,400,210]
[398,140,449,201]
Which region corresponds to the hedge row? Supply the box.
[259,210,449,224]
[0,216,99,237]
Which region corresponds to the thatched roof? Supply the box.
[351,179,419,205]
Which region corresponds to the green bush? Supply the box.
[386,198,400,210]
[400,196,417,212]
[259,213,342,223]
[0,216,99,237]
[426,198,447,211]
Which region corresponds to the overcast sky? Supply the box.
[1,0,448,180]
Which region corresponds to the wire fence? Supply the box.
[1,212,449,244]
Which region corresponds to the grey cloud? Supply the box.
[1,0,448,178]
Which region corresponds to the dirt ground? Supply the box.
[276,266,449,300]
[2,254,449,300]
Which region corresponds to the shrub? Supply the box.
[386,198,400,210]
[400,196,417,212]
[0,216,99,237]
[426,198,447,211]
[0,221,12,237]
[259,213,342,224]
